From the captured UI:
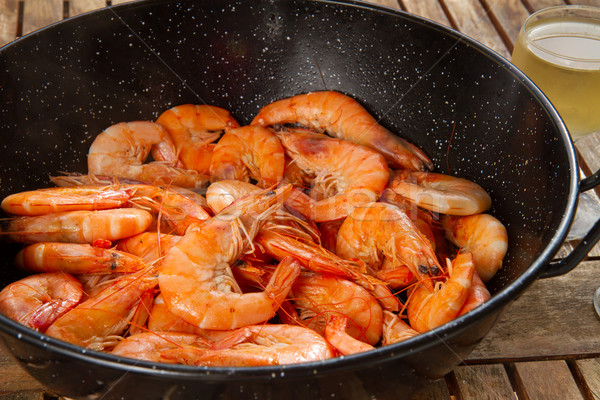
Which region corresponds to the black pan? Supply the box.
[1,1,599,399]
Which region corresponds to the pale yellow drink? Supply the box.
[511,7,600,139]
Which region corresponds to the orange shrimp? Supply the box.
[274,127,389,222]
[388,170,491,216]
[147,294,207,334]
[1,187,131,216]
[14,242,147,274]
[155,104,240,174]
[458,270,491,316]
[158,186,301,330]
[45,265,158,350]
[209,125,285,188]
[0,272,83,332]
[112,332,205,363]
[407,252,474,333]
[159,324,335,366]
[336,202,440,290]
[441,214,508,282]
[116,232,181,263]
[87,121,208,188]
[206,180,314,235]
[1,208,153,244]
[379,187,438,248]
[126,288,156,336]
[324,314,375,355]
[289,273,383,346]
[316,219,343,253]
[251,90,433,171]
[381,311,419,345]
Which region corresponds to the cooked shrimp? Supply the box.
[160,324,335,366]
[0,272,83,332]
[389,170,491,216]
[112,332,205,363]
[51,173,211,211]
[458,270,491,316]
[87,121,208,188]
[1,208,153,244]
[206,180,316,239]
[273,127,389,222]
[158,186,301,330]
[116,232,181,263]
[127,288,156,336]
[205,179,263,213]
[15,242,147,274]
[324,314,375,355]
[289,273,383,346]
[45,265,158,350]
[156,104,240,174]
[210,125,285,188]
[379,188,437,240]
[407,253,474,333]
[1,187,131,216]
[381,311,419,345]
[441,214,508,282]
[318,219,344,253]
[336,202,441,290]
[251,90,433,171]
[147,294,207,334]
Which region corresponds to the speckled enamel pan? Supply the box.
[1,1,599,399]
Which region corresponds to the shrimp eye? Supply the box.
[418,265,430,275]
[430,265,441,276]
[267,190,276,196]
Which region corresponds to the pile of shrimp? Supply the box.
[0,91,508,366]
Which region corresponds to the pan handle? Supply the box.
[540,169,600,278]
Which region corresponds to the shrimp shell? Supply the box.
[1,208,153,244]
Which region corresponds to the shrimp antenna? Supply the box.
[313,57,328,90]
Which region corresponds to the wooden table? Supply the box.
[1,1,600,399]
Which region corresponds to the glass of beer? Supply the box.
[511,5,600,140]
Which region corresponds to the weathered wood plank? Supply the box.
[480,0,530,51]
[365,0,401,9]
[567,0,600,6]
[525,0,568,11]
[411,378,452,400]
[0,351,46,394]
[453,364,516,400]
[400,0,452,27]
[69,0,107,17]
[21,0,63,35]
[0,0,19,46]
[575,358,600,400]
[513,360,584,400]
[440,0,511,58]
[574,130,600,257]
[468,261,600,361]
